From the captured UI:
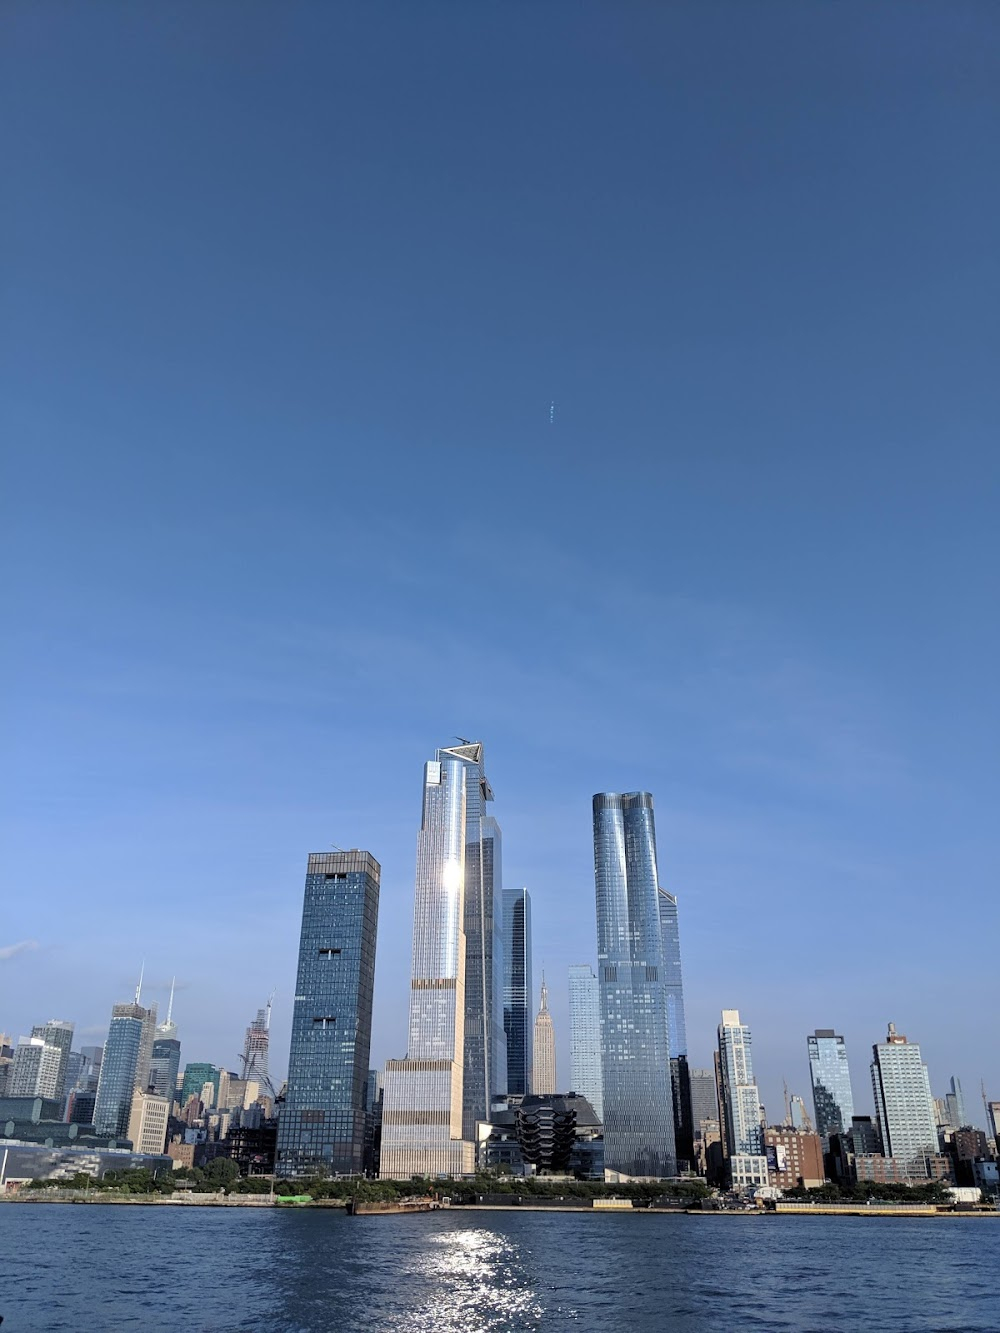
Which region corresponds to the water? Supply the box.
[2,1205,998,1331]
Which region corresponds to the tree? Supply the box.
[203,1157,239,1189]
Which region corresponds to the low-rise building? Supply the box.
[729,1154,768,1191]
[764,1128,825,1190]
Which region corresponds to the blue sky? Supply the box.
[2,2,997,1125]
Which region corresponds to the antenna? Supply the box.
[135,960,145,1005]
[165,977,175,1026]
[265,990,275,1030]
[783,1080,791,1127]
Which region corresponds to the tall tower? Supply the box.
[870,1022,938,1169]
[29,1020,74,1102]
[716,1009,764,1157]
[241,1001,272,1088]
[502,887,533,1096]
[381,743,498,1177]
[593,791,676,1178]
[93,979,157,1139]
[807,1029,855,1146]
[149,982,181,1106]
[657,890,693,1168]
[532,975,557,1095]
[568,964,603,1121]
[276,850,380,1177]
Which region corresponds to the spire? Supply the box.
[134,960,145,1005]
[539,972,549,1013]
[166,977,175,1026]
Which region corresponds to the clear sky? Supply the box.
[2,3,997,1126]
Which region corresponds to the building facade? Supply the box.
[870,1023,939,1172]
[568,964,603,1122]
[807,1029,854,1146]
[764,1127,825,1190]
[532,976,557,1095]
[92,1000,157,1139]
[29,1021,74,1102]
[717,1010,764,1159]
[381,744,494,1178]
[10,1038,62,1100]
[502,887,533,1096]
[126,1087,170,1155]
[149,1038,181,1106]
[242,1006,271,1088]
[656,891,688,1060]
[593,791,676,1178]
[276,850,380,1177]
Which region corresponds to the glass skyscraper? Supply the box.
[381,743,498,1177]
[93,998,157,1139]
[807,1028,855,1145]
[502,887,533,1096]
[870,1022,939,1169]
[568,964,603,1122]
[593,791,676,1178]
[656,891,688,1060]
[149,981,180,1106]
[276,850,380,1177]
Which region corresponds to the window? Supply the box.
[318,948,342,958]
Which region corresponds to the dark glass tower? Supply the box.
[276,850,380,1177]
[93,999,157,1139]
[593,792,676,1177]
[502,887,533,1096]
[807,1029,855,1146]
[658,889,693,1169]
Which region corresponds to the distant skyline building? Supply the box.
[502,887,533,1097]
[180,1062,221,1109]
[29,1020,74,1102]
[276,850,380,1177]
[93,989,157,1139]
[126,1087,170,1155]
[241,1001,272,1089]
[807,1029,855,1146]
[568,964,603,1122]
[656,891,688,1060]
[532,976,557,1095]
[149,981,180,1105]
[944,1075,967,1129]
[593,791,676,1178]
[716,1009,765,1158]
[871,1022,939,1169]
[381,743,496,1178]
[9,1037,62,1100]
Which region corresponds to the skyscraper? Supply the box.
[944,1076,967,1129]
[568,963,603,1122]
[656,891,688,1060]
[381,743,496,1178]
[93,988,157,1139]
[716,1009,764,1157]
[29,1020,74,1102]
[807,1029,855,1145]
[532,976,557,1095]
[593,791,676,1178]
[9,1037,62,1099]
[502,887,533,1096]
[241,1001,272,1089]
[276,850,380,1177]
[870,1022,939,1169]
[149,981,181,1105]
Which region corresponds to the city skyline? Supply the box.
[4,2,997,1152]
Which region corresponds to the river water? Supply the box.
[2,1205,997,1331]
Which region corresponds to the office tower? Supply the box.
[381,744,496,1178]
[656,891,688,1060]
[458,751,505,1140]
[126,1087,170,1155]
[502,887,533,1096]
[29,1021,74,1102]
[79,1045,103,1092]
[242,1001,272,1088]
[10,1037,62,1098]
[717,1010,765,1156]
[276,850,380,1177]
[807,1029,855,1145]
[93,988,158,1138]
[690,1067,719,1130]
[149,981,181,1105]
[532,976,557,1095]
[870,1022,938,1169]
[593,791,676,1177]
[945,1076,967,1129]
[568,964,603,1122]
[180,1062,220,1109]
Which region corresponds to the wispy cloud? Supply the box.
[0,939,39,961]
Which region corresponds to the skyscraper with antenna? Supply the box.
[532,974,557,1095]
[240,995,273,1087]
[149,979,181,1106]
[93,966,158,1137]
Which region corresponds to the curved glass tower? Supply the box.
[593,792,676,1178]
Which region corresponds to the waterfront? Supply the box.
[3,1206,998,1331]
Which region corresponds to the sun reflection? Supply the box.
[397,1226,544,1331]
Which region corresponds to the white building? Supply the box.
[870,1023,939,1169]
[126,1087,171,1156]
[10,1038,62,1099]
[717,1009,764,1157]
